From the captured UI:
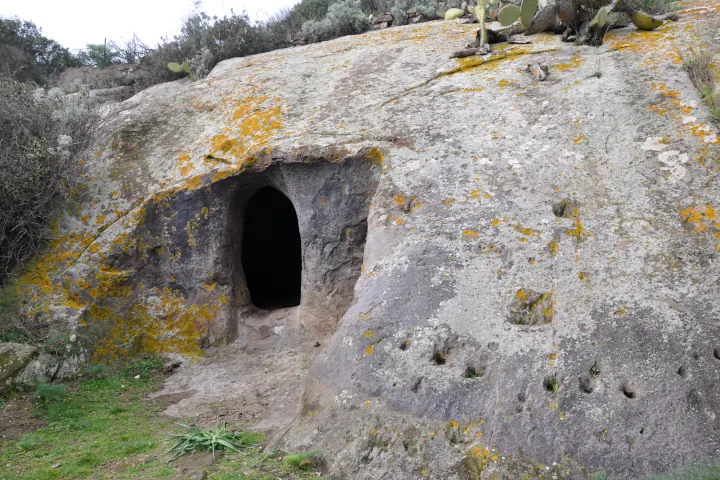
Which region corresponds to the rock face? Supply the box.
[14,1,720,477]
[57,64,144,97]
[0,343,38,389]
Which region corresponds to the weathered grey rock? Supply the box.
[57,64,143,93]
[0,343,37,388]
[13,4,720,478]
[372,12,395,30]
[407,9,427,24]
[292,32,308,46]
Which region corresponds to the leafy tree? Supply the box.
[0,17,80,84]
[77,42,123,68]
[294,0,334,22]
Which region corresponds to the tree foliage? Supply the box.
[0,17,81,84]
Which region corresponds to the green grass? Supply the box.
[283,451,322,470]
[646,461,720,479]
[0,356,325,480]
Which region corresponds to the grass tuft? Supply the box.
[683,46,719,128]
[283,451,322,470]
[120,356,164,378]
[35,383,67,403]
[84,363,108,377]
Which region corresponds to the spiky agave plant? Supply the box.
[168,422,260,459]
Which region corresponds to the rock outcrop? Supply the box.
[0,343,37,389]
[12,0,720,477]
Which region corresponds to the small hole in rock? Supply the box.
[464,365,485,379]
[399,340,409,351]
[639,427,645,435]
[622,383,637,399]
[579,375,594,394]
[392,382,397,387]
[552,198,579,218]
[411,377,423,393]
[517,392,526,403]
[677,366,687,377]
[714,348,720,360]
[693,352,700,360]
[432,349,448,365]
[543,374,560,394]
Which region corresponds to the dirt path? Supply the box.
[151,307,324,434]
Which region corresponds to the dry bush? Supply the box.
[0,78,97,285]
[682,45,719,125]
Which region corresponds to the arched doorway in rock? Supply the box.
[241,187,302,310]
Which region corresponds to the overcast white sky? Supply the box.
[1,0,300,50]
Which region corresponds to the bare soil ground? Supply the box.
[150,306,325,435]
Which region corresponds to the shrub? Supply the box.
[35,383,67,403]
[302,0,370,42]
[168,422,260,458]
[139,10,286,86]
[0,285,33,342]
[0,77,96,284]
[391,0,443,24]
[295,0,334,22]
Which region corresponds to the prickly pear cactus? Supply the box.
[167,62,191,74]
[498,0,538,28]
[498,4,522,26]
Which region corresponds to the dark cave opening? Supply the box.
[241,187,302,310]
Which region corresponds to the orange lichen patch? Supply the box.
[469,188,493,199]
[548,240,559,258]
[367,147,385,166]
[363,329,374,338]
[497,79,518,89]
[177,151,193,176]
[680,204,718,232]
[555,53,584,72]
[394,195,406,205]
[463,229,479,239]
[365,344,375,356]
[443,197,457,206]
[566,218,590,241]
[205,91,284,162]
[445,47,560,77]
[573,135,584,144]
[491,218,509,227]
[440,87,485,95]
[513,223,539,237]
[92,288,214,362]
[202,282,217,292]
